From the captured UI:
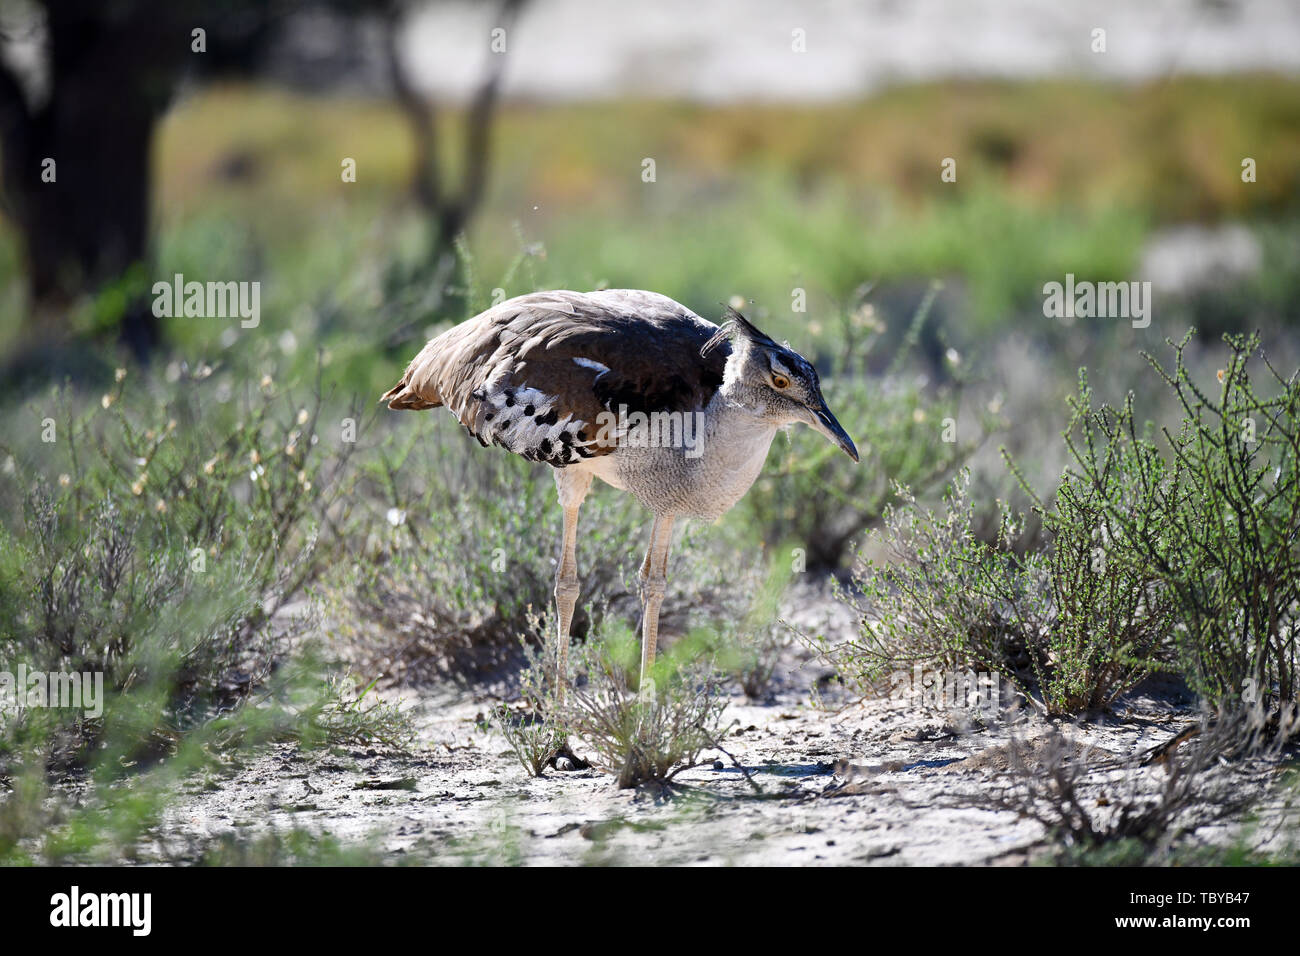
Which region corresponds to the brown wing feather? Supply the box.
[381,290,729,465]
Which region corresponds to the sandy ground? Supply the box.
[142,584,1297,866]
[147,687,1285,866]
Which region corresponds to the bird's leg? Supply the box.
[637,548,652,603]
[551,468,592,696]
[549,470,591,771]
[553,502,581,699]
[637,514,675,699]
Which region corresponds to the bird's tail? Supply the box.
[380,380,441,411]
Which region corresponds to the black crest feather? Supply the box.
[700,304,777,358]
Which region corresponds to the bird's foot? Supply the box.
[548,740,591,772]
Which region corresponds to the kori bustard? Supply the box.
[383,289,858,694]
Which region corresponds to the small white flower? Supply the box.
[386,508,407,527]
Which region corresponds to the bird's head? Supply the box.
[702,307,859,462]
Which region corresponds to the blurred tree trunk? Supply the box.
[0,1,195,359]
[384,0,526,265]
[0,0,503,367]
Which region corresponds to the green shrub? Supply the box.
[825,462,1172,716]
[823,471,1052,704]
[0,365,405,784]
[825,331,1300,717]
[494,702,567,778]
[1025,375,1179,712]
[561,622,730,789]
[492,625,572,777]
[1064,332,1299,708]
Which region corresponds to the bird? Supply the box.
[382,289,858,702]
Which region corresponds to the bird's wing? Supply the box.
[382,290,730,466]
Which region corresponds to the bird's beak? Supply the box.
[804,396,859,462]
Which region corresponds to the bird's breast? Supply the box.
[579,414,777,520]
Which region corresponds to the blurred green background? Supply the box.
[1,0,1299,863]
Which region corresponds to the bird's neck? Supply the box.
[702,388,779,464]
[715,378,778,427]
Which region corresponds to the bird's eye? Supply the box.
[771,373,790,389]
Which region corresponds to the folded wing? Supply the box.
[381,289,729,466]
